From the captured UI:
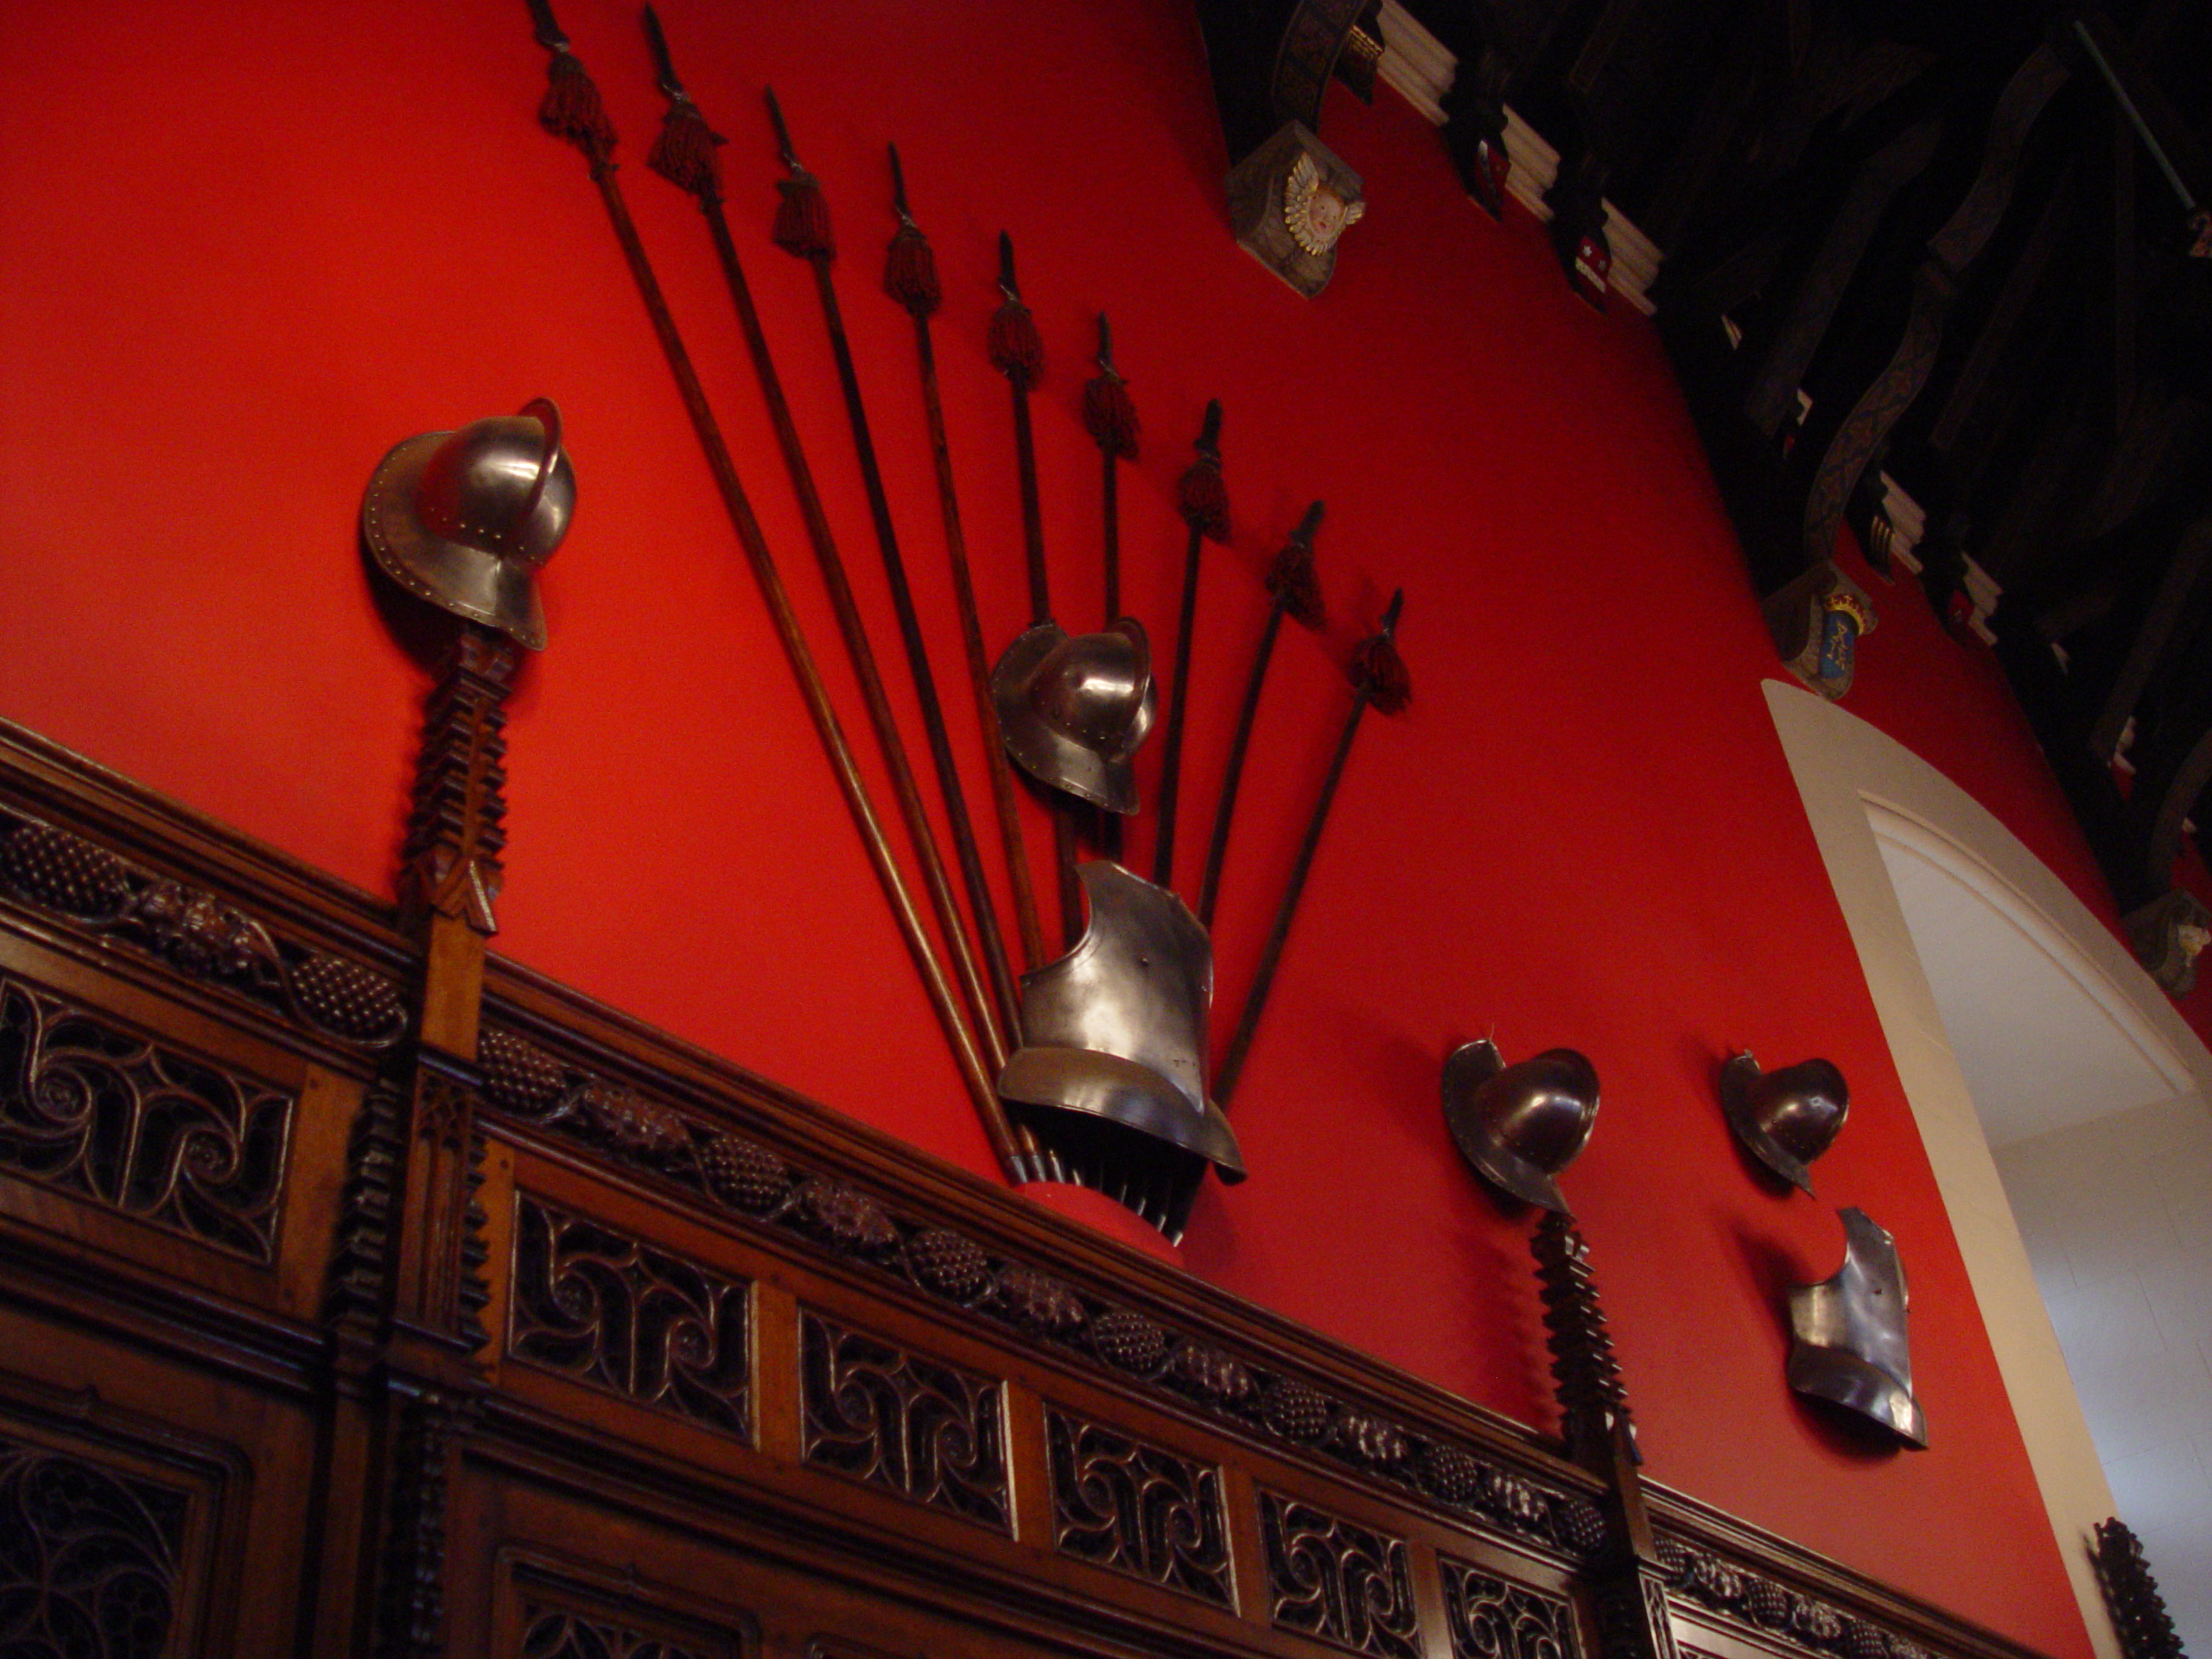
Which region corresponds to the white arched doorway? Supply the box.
[1765,680,2212,1659]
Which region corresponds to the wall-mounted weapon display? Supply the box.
[1788,1206,1929,1448]
[1719,1051,1849,1195]
[517,1,1414,1239]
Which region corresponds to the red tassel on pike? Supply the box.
[1266,536,1325,629]
[773,173,836,260]
[1177,454,1229,542]
[539,53,617,159]
[884,224,941,317]
[1083,372,1140,460]
[1351,624,1411,714]
[989,298,1044,386]
[646,100,723,200]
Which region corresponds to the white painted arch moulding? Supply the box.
[1764,679,2212,1659]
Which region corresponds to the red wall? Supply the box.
[0,3,2099,1649]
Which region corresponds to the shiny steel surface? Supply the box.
[362,398,574,650]
[991,620,1156,813]
[1787,1206,1927,1447]
[1440,1039,1599,1214]
[997,861,1244,1178]
[1719,1051,1848,1195]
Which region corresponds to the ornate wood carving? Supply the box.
[1593,1572,1681,1659]
[509,1192,751,1438]
[1258,1489,1421,1659]
[1532,1211,1636,1471]
[2090,1517,2186,1659]
[480,1022,1596,1563]
[1657,1537,1902,1659]
[377,1385,476,1659]
[798,1309,1009,1530]
[1796,46,2070,570]
[0,1430,191,1659]
[0,808,410,1051]
[1440,1556,1579,1659]
[401,627,513,936]
[518,1604,720,1659]
[1046,1405,1232,1606]
[0,973,292,1261]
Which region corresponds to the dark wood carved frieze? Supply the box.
[478,1022,1600,1564]
[0,807,409,1052]
[508,1192,752,1440]
[1593,1573,1681,1659]
[1441,1556,1579,1659]
[518,1604,721,1659]
[1657,1537,1911,1659]
[798,1308,1009,1531]
[1046,1404,1233,1606]
[0,1429,192,1659]
[378,1384,477,1659]
[0,973,292,1262]
[1258,1489,1422,1659]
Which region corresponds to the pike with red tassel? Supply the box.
[1215,589,1408,1106]
[883,146,1046,978]
[1083,315,1140,624]
[1197,500,1327,930]
[1152,399,1230,892]
[990,232,1084,948]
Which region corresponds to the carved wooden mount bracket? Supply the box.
[401,626,514,936]
[1228,122,1367,298]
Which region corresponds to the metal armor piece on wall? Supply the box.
[1787,1207,1927,1447]
[998,861,1244,1179]
[1719,1052,1848,1195]
[992,620,1157,813]
[1441,1040,1599,1215]
[362,397,574,651]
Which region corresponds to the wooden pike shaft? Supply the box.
[892,149,1046,973]
[1197,599,1283,930]
[767,104,1022,1052]
[1215,590,1402,1107]
[996,232,1084,949]
[1198,498,1323,930]
[536,39,1020,1178]
[1153,399,1224,893]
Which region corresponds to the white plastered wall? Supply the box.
[1764,680,2212,1659]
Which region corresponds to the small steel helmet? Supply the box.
[991,620,1156,814]
[1719,1052,1847,1195]
[1441,1039,1599,1214]
[362,397,574,651]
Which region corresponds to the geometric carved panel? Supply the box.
[0,1428,196,1658]
[1046,1406,1232,1605]
[798,1309,1008,1531]
[0,974,293,1262]
[508,1193,752,1440]
[518,1604,721,1659]
[1259,1489,1421,1659]
[1440,1555,1578,1659]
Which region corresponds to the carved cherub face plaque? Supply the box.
[1285,149,1364,256]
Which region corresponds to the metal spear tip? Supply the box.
[763,85,801,172]
[527,0,572,50]
[887,143,914,223]
[997,231,1020,297]
[1096,313,1115,371]
[1380,588,1405,634]
[640,5,689,101]
[1294,499,1325,542]
[1197,397,1224,456]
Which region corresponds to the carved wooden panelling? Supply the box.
[508,1193,752,1439]
[518,1605,721,1659]
[1440,1556,1577,1659]
[0,974,292,1261]
[480,1023,1595,1565]
[1046,1405,1232,1606]
[1258,1489,1421,1659]
[798,1309,1008,1531]
[0,1429,193,1658]
[0,809,409,1050]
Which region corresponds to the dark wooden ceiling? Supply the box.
[1198,0,2212,982]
